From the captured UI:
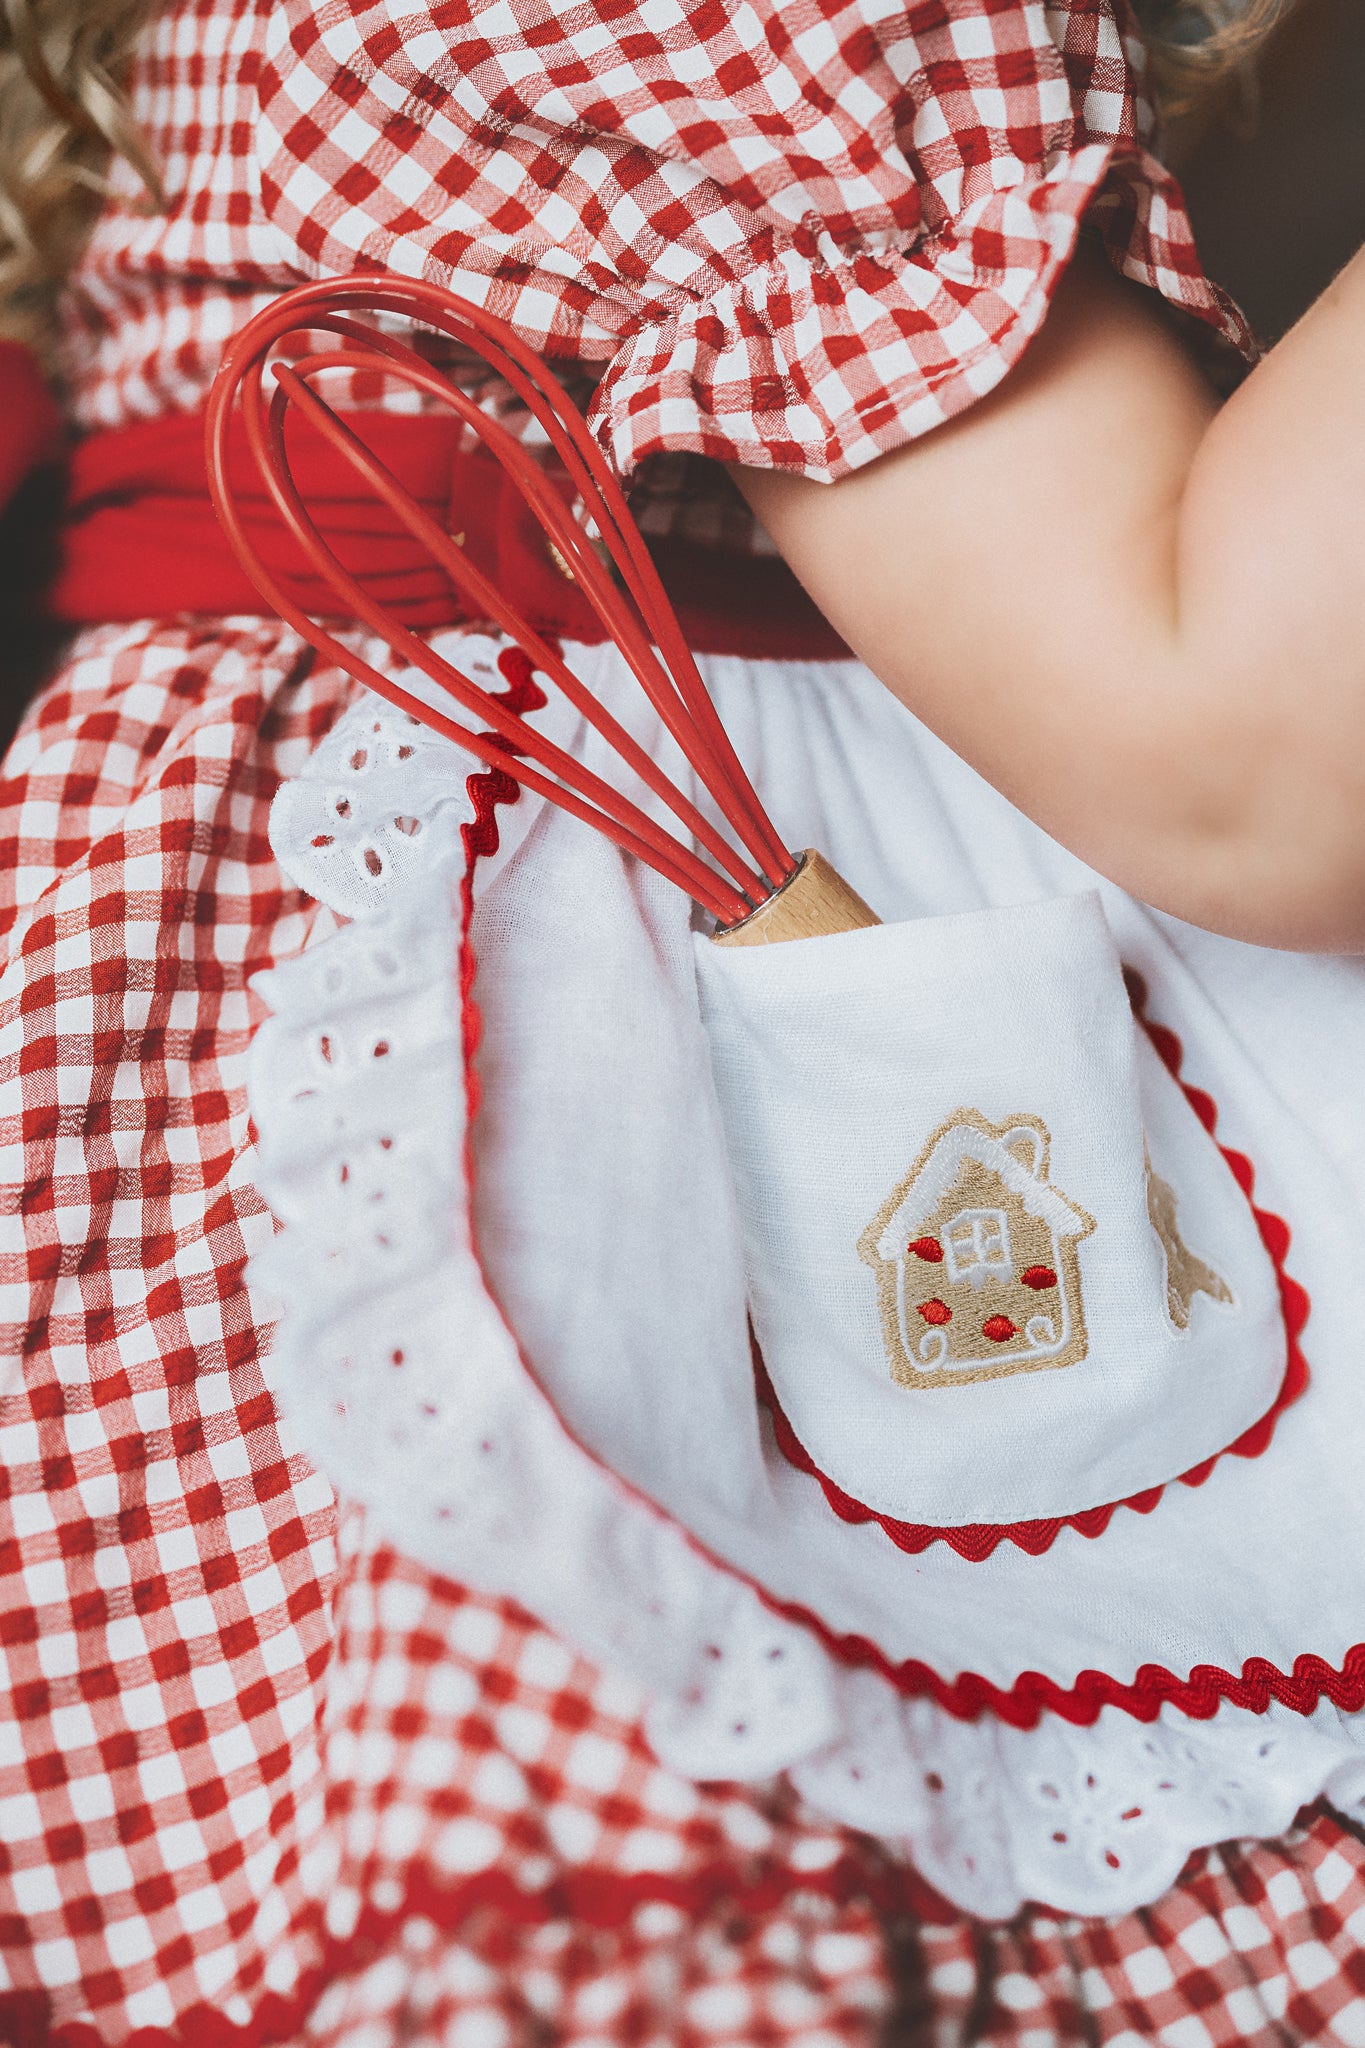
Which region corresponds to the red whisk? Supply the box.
[205,277,878,943]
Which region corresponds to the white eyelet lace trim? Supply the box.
[252,677,1365,1920]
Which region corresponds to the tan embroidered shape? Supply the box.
[1146,1162,1233,1330]
[857,1111,1096,1389]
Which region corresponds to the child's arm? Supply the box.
[737,244,1365,954]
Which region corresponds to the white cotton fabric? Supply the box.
[695,895,1281,1525]
[250,632,1365,1917]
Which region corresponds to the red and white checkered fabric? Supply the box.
[253,0,1252,482]
[64,0,1250,471]
[58,0,294,433]
[6,620,1365,2047]
[14,1,1344,2041]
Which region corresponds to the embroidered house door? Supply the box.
[858,1112,1095,1387]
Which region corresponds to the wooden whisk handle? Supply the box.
[712,850,880,946]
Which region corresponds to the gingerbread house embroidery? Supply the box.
[857,1111,1096,1389]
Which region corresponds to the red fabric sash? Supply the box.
[0,342,61,507]
[44,405,846,661]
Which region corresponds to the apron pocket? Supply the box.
[694,891,1286,1528]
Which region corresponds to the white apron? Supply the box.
[248,634,1365,1918]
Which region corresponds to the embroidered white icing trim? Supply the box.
[255,682,1365,1921]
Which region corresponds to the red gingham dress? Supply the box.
[8,2,1365,2043]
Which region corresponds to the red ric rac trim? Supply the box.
[758,1617,1365,1734]
[760,968,1310,1563]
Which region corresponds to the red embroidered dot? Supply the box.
[916,1298,952,1326]
[982,1315,1017,1343]
[907,1236,943,1263]
[1021,1265,1057,1290]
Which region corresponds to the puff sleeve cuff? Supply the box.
[258,0,1251,484]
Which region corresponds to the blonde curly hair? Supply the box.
[0,0,161,352]
[0,0,1306,360]
[1134,0,1298,118]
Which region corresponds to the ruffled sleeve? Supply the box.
[256,0,1251,484]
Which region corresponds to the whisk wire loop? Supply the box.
[217,417,724,908]
[205,276,799,922]
[265,359,773,906]
[244,376,749,918]
[212,374,735,913]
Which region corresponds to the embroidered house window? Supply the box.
[943,1208,1012,1289]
